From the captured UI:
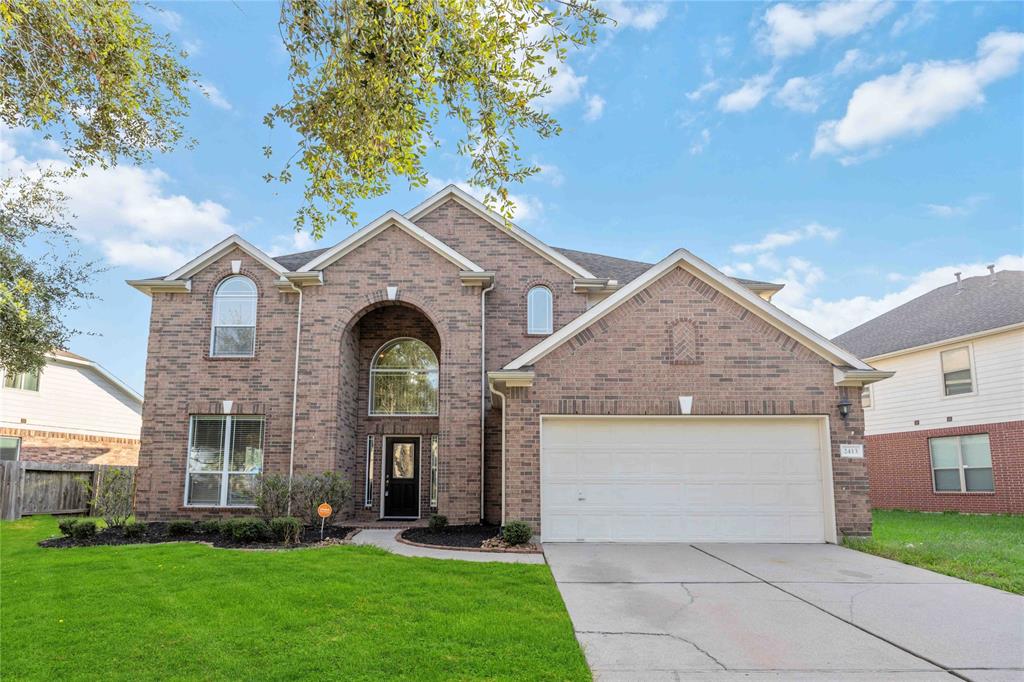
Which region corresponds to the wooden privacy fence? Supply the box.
[0,461,136,521]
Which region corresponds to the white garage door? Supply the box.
[541,417,833,543]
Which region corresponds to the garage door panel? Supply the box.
[541,417,830,543]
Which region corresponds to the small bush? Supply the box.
[291,471,352,527]
[77,467,135,528]
[255,474,291,522]
[198,519,223,535]
[428,514,448,533]
[123,521,147,539]
[69,519,98,540]
[501,520,532,546]
[167,520,195,537]
[270,517,302,545]
[227,517,269,543]
[58,518,81,537]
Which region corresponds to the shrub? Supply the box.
[428,514,448,533]
[501,521,532,546]
[270,517,302,545]
[227,517,269,543]
[167,520,194,537]
[123,521,147,539]
[291,471,352,527]
[58,518,81,537]
[198,519,223,535]
[77,467,134,528]
[69,519,98,540]
[255,474,291,522]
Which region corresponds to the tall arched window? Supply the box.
[211,276,257,357]
[527,286,553,335]
[370,338,439,415]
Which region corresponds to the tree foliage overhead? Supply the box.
[0,0,197,374]
[267,0,606,237]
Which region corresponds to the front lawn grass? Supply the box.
[844,509,1024,594]
[0,516,589,681]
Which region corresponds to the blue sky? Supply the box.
[4,1,1022,393]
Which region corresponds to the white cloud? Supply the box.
[731,223,840,254]
[832,48,903,76]
[722,262,755,276]
[196,81,232,110]
[602,1,669,31]
[182,39,203,56]
[685,79,720,102]
[924,194,988,218]
[424,176,543,223]
[891,1,936,37]
[774,76,823,113]
[3,131,236,272]
[814,31,1024,158]
[145,6,183,32]
[778,254,1024,338]
[269,229,319,257]
[583,94,606,121]
[541,63,587,110]
[758,1,894,59]
[717,71,774,113]
[536,163,565,187]
[689,128,711,155]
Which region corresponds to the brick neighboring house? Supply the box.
[128,185,889,541]
[1,350,143,466]
[834,269,1024,514]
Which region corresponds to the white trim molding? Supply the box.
[300,210,485,273]
[126,278,191,296]
[505,248,875,373]
[862,321,1024,362]
[833,368,896,387]
[404,185,596,279]
[167,234,288,281]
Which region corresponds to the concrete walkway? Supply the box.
[351,529,545,564]
[545,542,1024,681]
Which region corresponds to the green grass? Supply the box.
[844,509,1024,594]
[0,516,589,681]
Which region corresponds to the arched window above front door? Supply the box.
[370,338,439,416]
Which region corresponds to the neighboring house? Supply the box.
[0,350,143,466]
[834,269,1024,514]
[128,185,888,542]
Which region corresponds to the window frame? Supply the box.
[183,414,265,508]
[209,275,258,358]
[526,285,554,335]
[368,337,439,417]
[429,434,439,509]
[364,435,375,508]
[0,436,21,461]
[3,368,40,392]
[861,385,872,409]
[939,345,976,399]
[929,434,993,494]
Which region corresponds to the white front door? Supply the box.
[540,416,834,543]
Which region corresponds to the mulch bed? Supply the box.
[39,522,355,550]
[402,524,500,548]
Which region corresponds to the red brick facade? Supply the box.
[134,195,871,537]
[866,420,1024,514]
[1,427,139,466]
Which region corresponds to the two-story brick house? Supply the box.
[129,185,888,542]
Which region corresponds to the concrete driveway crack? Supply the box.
[578,630,728,671]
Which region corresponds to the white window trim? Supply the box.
[368,337,439,417]
[938,344,977,400]
[527,285,554,335]
[861,385,872,410]
[183,415,264,508]
[929,434,993,494]
[2,368,41,392]
[380,435,423,520]
[364,435,375,508]
[0,436,21,461]
[429,434,438,510]
[209,276,258,358]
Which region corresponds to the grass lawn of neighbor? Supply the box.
[0,516,589,681]
[844,509,1024,594]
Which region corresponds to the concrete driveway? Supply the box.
[544,542,1024,681]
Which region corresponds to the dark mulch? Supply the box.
[39,522,355,550]
[401,524,500,548]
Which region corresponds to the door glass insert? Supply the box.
[392,443,415,479]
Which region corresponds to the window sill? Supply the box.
[931,491,995,495]
[206,356,256,361]
[525,332,551,338]
[368,414,439,418]
[180,504,258,509]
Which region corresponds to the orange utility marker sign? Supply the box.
[317,503,332,540]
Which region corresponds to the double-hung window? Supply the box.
[186,415,264,506]
[211,276,257,357]
[940,347,973,396]
[930,434,993,492]
[4,368,39,391]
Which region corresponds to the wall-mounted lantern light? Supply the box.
[837,398,852,421]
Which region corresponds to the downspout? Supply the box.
[286,284,303,514]
[479,280,495,522]
[488,378,508,527]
